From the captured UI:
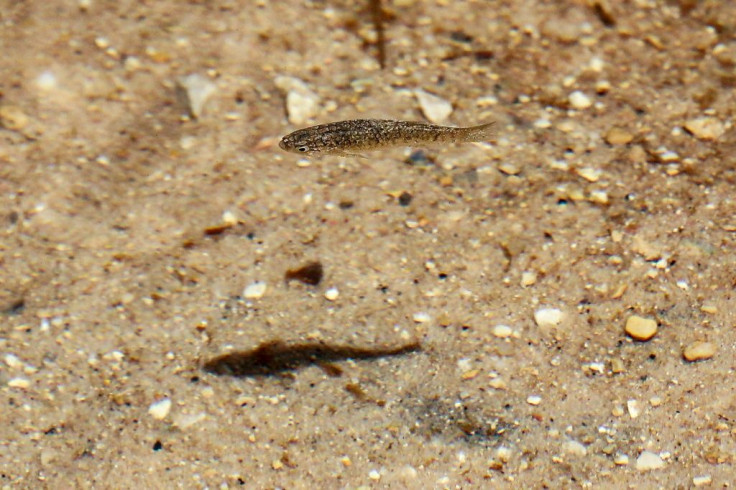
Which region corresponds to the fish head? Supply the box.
[278,129,325,155]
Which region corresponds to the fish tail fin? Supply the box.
[462,121,497,143]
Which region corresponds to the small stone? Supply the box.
[683,341,716,362]
[605,127,634,145]
[456,358,472,372]
[700,304,718,314]
[275,76,320,125]
[611,357,625,373]
[177,74,217,118]
[0,105,30,131]
[36,71,58,91]
[399,465,418,480]
[589,190,609,204]
[271,460,284,470]
[613,453,629,465]
[94,36,110,49]
[693,475,712,487]
[636,451,665,471]
[655,147,679,162]
[340,456,352,467]
[563,440,587,457]
[534,308,564,329]
[526,395,542,405]
[627,399,641,418]
[221,210,238,226]
[684,117,725,141]
[4,353,23,369]
[520,271,537,286]
[8,377,30,389]
[568,91,592,109]
[631,235,663,261]
[412,311,430,323]
[324,287,339,301]
[576,167,601,182]
[415,89,453,123]
[368,469,381,480]
[148,398,172,420]
[492,325,513,338]
[625,315,658,341]
[498,162,521,175]
[124,56,142,71]
[172,412,206,430]
[243,281,267,299]
[495,446,512,462]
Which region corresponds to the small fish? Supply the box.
[278,119,495,157]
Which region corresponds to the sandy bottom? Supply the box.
[1,1,734,488]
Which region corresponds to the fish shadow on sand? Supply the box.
[202,340,421,378]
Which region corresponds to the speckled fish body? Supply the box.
[279,119,495,156]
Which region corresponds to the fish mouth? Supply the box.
[278,139,287,150]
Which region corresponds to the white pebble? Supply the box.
[221,210,237,226]
[94,36,110,49]
[399,465,418,480]
[148,398,172,420]
[324,287,339,301]
[8,377,30,389]
[576,167,601,182]
[492,325,513,338]
[173,412,206,430]
[569,91,592,109]
[368,469,381,480]
[589,57,605,72]
[495,446,512,462]
[286,90,320,125]
[520,271,537,286]
[4,353,23,369]
[534,308,564,328]
[415,89,453,123]
[456,358,472,372]
[589,190,609,204]
[243,281,267,299]
[36,71,58,91]
[693,475,712,487]
[178,73,217,119]
[613,453,629,465]
[563,439,587,457]
[275,76,320,125]
[627,399,641,418]
[526,395,542,405]
[412,311,431,323]
[636,451,665,471]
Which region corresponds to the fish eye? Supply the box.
[297,146,308,152]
